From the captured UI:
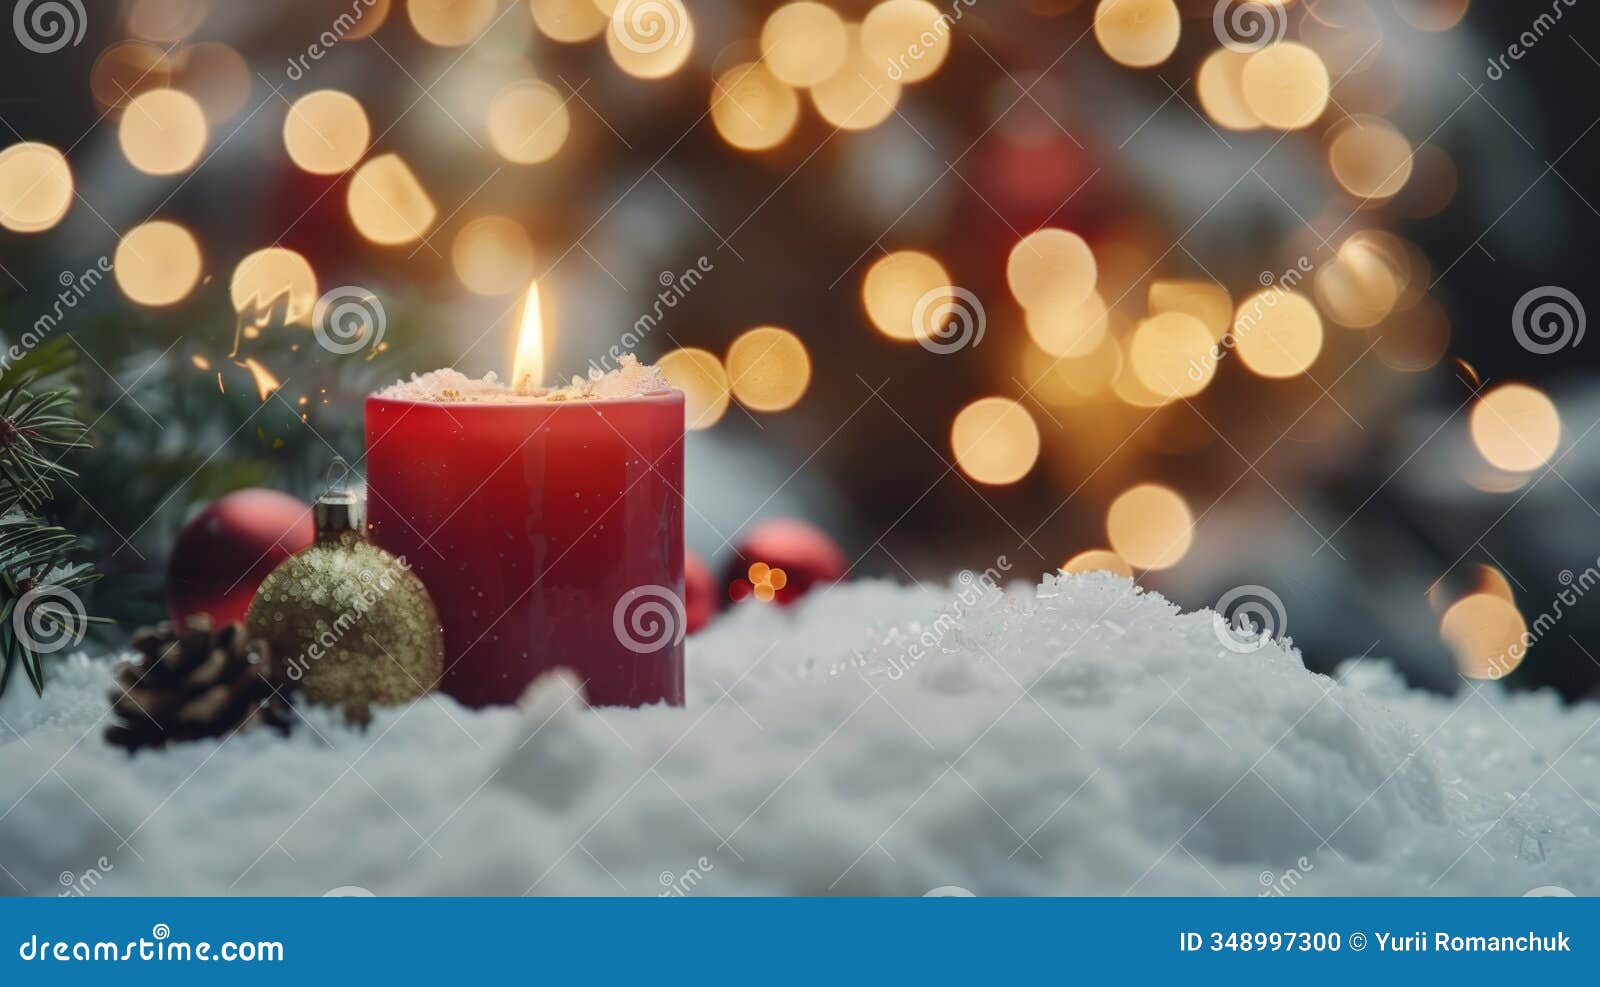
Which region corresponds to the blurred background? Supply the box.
[1,0,1597,697]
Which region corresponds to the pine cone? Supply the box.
[105,616,296,753]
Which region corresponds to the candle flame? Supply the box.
[513,281,544,392]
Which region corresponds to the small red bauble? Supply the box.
[722,518,847,608]
[166,489,315,626]
[685,551,715,634]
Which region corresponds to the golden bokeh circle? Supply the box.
[1470,383,1561,473]
[1328,117,1415,200]
[862,250,952,342]
[1062,549,1133,578]
[1106,483,1193,571]
[347,153,438,246]
[1233,290,1323,378]
[451,215,536,296]
[0,142,73,234]
[119,88,209,175]
[127,0,211,43]
[114,220,203,306]
[658,347,732,429]
[1129,312,1216,399]
[606,0,695,79]
[531,0,609,43]
[1196,48,1260,130]
[170,42,252,124]
[711,61,801,152]
[1007,227,1097,312]
[1148,278,1232,340]
[1093,0,1181,69]
[811,26,901,131]
[230,247,318,325]
[950,397,1041,486]
[91,41,174,113]
[1241,42,1330,130]
[408,0,497,46]
[487,81,571,164]
[283,90,371,175]
[1441,593,1527,680]
[861,0,951,83]
[761,2,849,87]
[726,326,812,412]
[1025,291,1111,358]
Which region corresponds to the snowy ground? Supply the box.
[2,573,1596,896]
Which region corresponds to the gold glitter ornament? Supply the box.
[245,466,443,724]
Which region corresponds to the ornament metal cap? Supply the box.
[315,457,363,538]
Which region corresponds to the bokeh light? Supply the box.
[114,221,202,307]
[1374,296,1450,373]
[1470,383,1561,473]
[1233,290,1323,378]
[711,61,801,152]
[726,326,812,412]
[1196,48,1259,131]
[861,0,950,83]
[811,26,901,131]
[1021,337,1122,405]
[1025,291,1110,358]
[126,0,210,43]
[1148,279,1231,340]
[1241,42,1330,130]
[170,42,252,124]
[761,2,849,87]
[1394,0,1470,32]
[950,397,1041,486]
[658,347,732,429]
[0,142,73,234]
[487,81,571,164]
[1440,593,1527,680]
[1062,549,1133,578]
[283,90,371,175]
[1093,0,1181,69]
[90,41,173,113]
[1007,228,1097,312]
[531,0,609,43]
[409,0,498,46]
[1106,483,1193,570]
[119,88,209,175]
[1328,117,1415,201]
[230,247,318,325]
[606,0,695,80]
[1129,312,1215,399]
[452,215,536,296]
[1314,236,1401,329]
[862,250,952,342]
[347,153,438,246]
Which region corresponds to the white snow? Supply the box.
[2,572,1596,897]
[376,355,670,403]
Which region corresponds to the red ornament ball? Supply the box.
[685,551,715,634]
[722,519,847,607]
[166,489,315,626]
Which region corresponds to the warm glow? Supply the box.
[0,142,73,234]
[1375,296,1450,373]
[1148,279,1231,340]
[1470,383,1561,473]
[91,41,172,113]
[1106,483,1193,571]
[452,215,536,296]
[862,250,953,342]
[658,347,731,429]
[343,0,392,38]
[606,0,695,80]
[1093,0,1181,69]
[861,0,950,83]
[531,0,609,42]
[230,247,317,326]
[283,90,371,175]
[409,0,497,46]
[811,26,901,131]
[1196,48,1260,130]
[1314,237,1401,329]
[487,81,571,164]
[1328,117,1415,200]
[114,221,202,306]
[711,62,801,152]
[1441,593,1527,680]
[119,88,209,175]
[1062,549,1133,578]
[127,0,210,43]
[513,281,545,392]
[347,153,437,245]
[726,326,812,412]
[761,2,849,87]
[1008,228,1097,312]
[1233,290,1323,378]
[1395,0,1469,32]
[950,397,1041,486]
[1129,312,1215,399]
[170,42,252,124]
[1242,43,1330,130]
[1025,291,1111,358]
[1020,337,1122,405]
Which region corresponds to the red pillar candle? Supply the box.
[364,289,685,708]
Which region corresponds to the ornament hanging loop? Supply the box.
[315,456,363,539]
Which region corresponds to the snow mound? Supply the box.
[2,573,1595,896]
[377,355,669,403]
